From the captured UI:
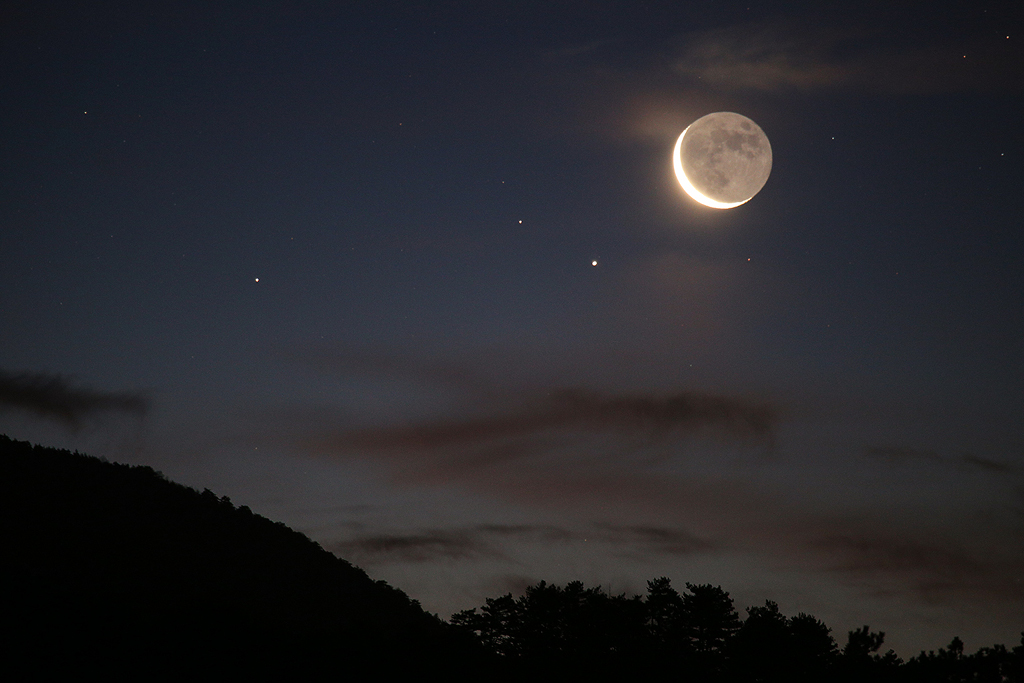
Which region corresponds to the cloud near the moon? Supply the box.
[671,19,1021,94]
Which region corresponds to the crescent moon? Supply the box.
[672,126,748,210]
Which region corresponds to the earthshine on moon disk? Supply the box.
[673,112,772,209]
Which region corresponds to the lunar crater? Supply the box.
[673,112,772,208]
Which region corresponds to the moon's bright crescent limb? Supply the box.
[672,126,749,210]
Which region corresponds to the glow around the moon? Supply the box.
[673,112,772,210]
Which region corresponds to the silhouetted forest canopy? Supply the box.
[3,434,1021,681]
[453,578,1024,681]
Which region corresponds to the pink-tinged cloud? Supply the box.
[328,388,776,456]
[811,530,1024,604]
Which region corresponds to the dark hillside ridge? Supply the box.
[1,435,487,677]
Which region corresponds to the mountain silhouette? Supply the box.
[4,434,1021,681]
[1,434,488,677]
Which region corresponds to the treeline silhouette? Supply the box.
[1,435,488,677]
[452,578,1024,682]
[4,434,1021,681]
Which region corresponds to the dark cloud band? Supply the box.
[0,370,147,428]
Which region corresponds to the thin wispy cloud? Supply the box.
[866,446,1018,474]
[961,454,1015,474]
[671,19,1020,94]
[811,531,1024,603]
[332,530,498,563]
[475,524,578,542]
[596,523,716,557]
[0,369,147,428]
[865,446,944,463]
[331,522,716,565]
[329,388,776,455]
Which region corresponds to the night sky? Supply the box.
[2,1,1022,656]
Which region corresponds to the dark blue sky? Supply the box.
[2,0,1021,655]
